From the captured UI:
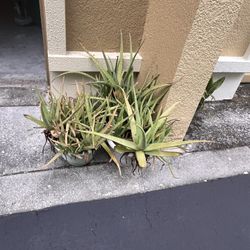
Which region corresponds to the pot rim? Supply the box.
[54,144,94,158]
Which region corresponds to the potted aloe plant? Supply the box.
[24,90,122,173]
[42,34,205,173]
[69,35,205,170]
[83,86,202,170]
[57,35,171,142]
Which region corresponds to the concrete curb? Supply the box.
[1,146,250,216]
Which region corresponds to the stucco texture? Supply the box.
[66,0,149,52]
[139,0,200,85]
[222,0,250,57]
[159,0,244,138]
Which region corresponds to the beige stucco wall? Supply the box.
[66,0,149,52]
[165,0,244,138]
[138,0,244,138]
[139,0,200,86]
[222,0,250,57]
[47,0,246,139]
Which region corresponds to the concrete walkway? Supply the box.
[0,84,249,216]
[0,144,250,216]
[0,104,250,216]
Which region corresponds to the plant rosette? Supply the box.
[107,140,182,166]
[24,92,122,172]
[107,140,152,170]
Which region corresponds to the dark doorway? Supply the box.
[0,0,45,77]
[0,0,46,106]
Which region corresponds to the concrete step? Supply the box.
[0,146,250,216]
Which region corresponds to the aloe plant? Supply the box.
[82,86,203,168]
[42,35,205,171]
[24,91,123,173]
[199,76,225,108]
[56,35,170,138]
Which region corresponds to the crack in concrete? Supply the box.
[0,161,109,178]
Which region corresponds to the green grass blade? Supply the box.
[24,114,46,128]
[53,71,96,81]
[146,150,181,157]
[101,142,122,176]
[41,152,63,169]
[145,140,208,151]
[135,151,147,168]
[122,89,137,142]
[80,131,138,150]
[117,32,124,85]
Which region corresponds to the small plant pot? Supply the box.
[61,151,94,167]
[54,145,94,167]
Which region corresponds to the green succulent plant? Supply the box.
[199,76,225,108]
[54,35,205,170]
[31,34,206,173]
[56,34,170,140]
[82,86,202,168]
[24,91,123,173]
